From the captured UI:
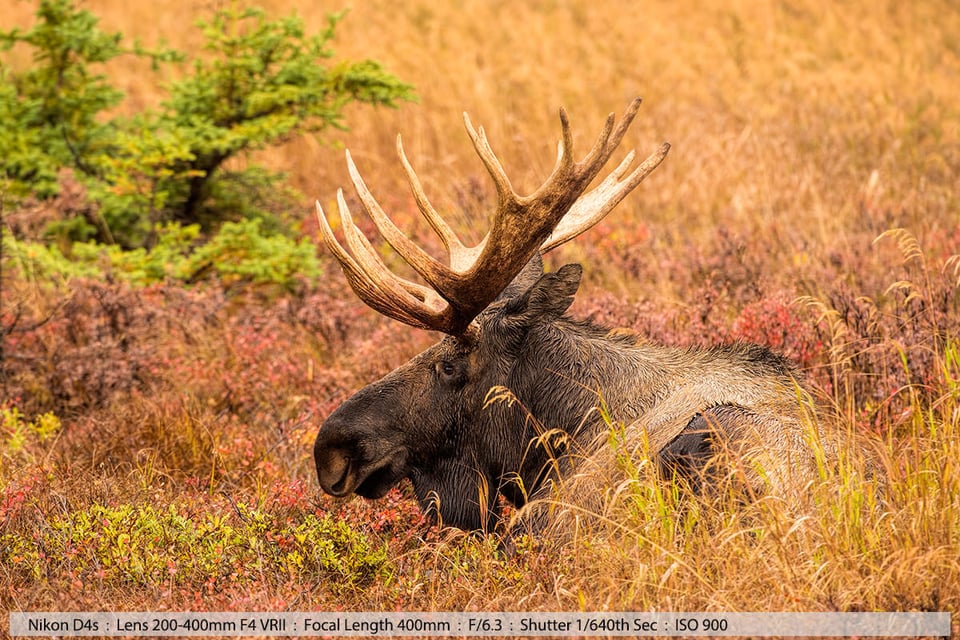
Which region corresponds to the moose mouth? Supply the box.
[318,447,408,500]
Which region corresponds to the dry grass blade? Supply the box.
[874,228,925,266]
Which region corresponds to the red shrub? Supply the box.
[730,293,824,369]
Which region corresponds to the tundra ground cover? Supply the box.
[2,0,959,634]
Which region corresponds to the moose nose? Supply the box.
[315,446,352,496]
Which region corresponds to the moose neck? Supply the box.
[480,316,658,504]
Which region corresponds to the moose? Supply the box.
[313,98,822,534]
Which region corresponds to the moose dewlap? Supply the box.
[312,98,822,534]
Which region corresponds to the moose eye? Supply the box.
[439,361,456,377]
[437,360,463,383]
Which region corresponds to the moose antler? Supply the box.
[316,97,670,334]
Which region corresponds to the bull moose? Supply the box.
[312,98,822,534]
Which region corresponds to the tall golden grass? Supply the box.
[6,0,957,261]
[2,0,959,629]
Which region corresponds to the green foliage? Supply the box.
[1,405,61,456]
[2,232,99,283]
[4,220,320,290]
[162,6,413,228]
[1,502,390,588]
[67,222,202,285]
[0,0,414,248]
[0,0,125,199]
[0,71,59,200]
[83,124,200,246]
[182,218,321,289]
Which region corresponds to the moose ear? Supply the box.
[504,263,582,323]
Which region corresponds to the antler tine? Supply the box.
[560,109,615,188]
[335,189,420,302]
[603,96,643,161]
[541,141,672,253]
[315,199,451,331]
[396,135,483,273]
[557,107,576,171]
[395,135,462,254]
[344,150,459,295]
[463,113,516,204]
[542,101,626,185]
